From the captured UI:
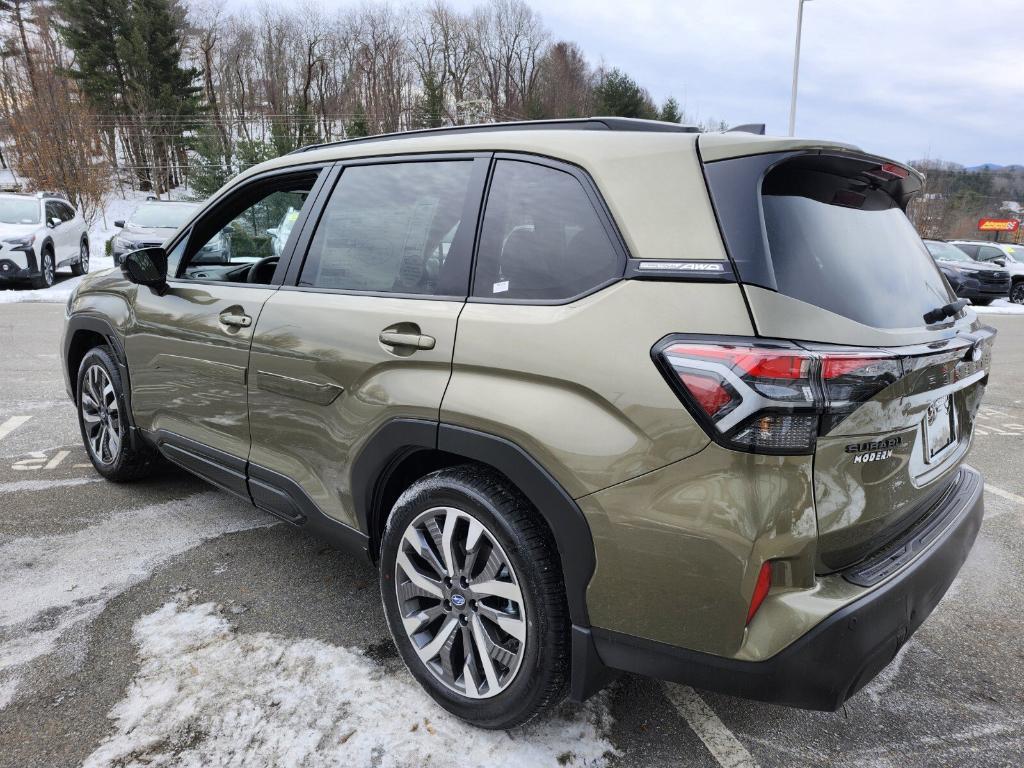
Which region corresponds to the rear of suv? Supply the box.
[0,192,89,288]
[62,119,992,729]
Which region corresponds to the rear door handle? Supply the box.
[219,313,252,328]
[378,330,435,350]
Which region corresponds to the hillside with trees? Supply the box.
[907,160,1024,241]
[0,0,720,210]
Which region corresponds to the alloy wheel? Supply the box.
[80,364,122,465]
[1012,282,1024,305]
[42,252,54,286]
[80,242,89,272]
[394,506,527,699]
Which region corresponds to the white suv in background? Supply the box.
[950,240,1024,304]
[0,192,89,289]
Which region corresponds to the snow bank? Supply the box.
[0,491,268,708]
[973,299,1024,315]
[84,597,617,768]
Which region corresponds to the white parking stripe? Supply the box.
[0,416,32,442]
[986,483,1024,507]
[663,683,759,768]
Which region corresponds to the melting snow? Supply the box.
[973,299,1024,315]
[83,597,616,768]
[0,491,268,708]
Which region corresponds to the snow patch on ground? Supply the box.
[0,491,268,709]
[0,477,102,493]
[84,598,616,768]
[973,299,1024,315]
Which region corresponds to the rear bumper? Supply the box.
[590,464,984,711]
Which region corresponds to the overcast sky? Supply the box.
[311,0,1022,166]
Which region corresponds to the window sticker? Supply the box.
[493,280,509,294]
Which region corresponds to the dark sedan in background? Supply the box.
[924,239,1010,305]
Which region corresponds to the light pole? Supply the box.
[788,0,812,137]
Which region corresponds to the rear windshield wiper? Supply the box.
[923,299,968,325]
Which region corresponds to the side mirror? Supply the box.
[114,219,125,229]
[121,247,169,295]
[48,217,61,228]
[994,257,1006,266]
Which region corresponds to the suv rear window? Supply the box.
[705,152,954,330]
[472,160,622,301]
[762,192,952,328]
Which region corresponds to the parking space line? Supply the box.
[986,483,1024,507]
[0,415,32,442]
[663,683,759,768]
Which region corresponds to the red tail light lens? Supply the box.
[656,339,903,455]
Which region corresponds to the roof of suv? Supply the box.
[234,119,872,264]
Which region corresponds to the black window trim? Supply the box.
[281,151,492,301]
[467,151,631,307]
[162,161,332,289]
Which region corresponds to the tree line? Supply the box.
[0,0,712,215]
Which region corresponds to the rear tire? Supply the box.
[76,346,157,481]
[379,465,570,729]
[30,247,55,289]
[972,298,993,306]
[71,238,90,276]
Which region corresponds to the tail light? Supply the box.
[655,338,901,455]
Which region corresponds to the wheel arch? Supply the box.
[352,419,597,630]
[63,316,138,434]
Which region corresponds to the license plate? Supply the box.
[925,395,955,460]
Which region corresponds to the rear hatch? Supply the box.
[699,139,995,572]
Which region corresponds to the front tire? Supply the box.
[76,346,157,481]
[1011,280,1024,305]
[30,248,55,289]
[972,298,993,306]
[71,238,89,276]
[380,465,569,729]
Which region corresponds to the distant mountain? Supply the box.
[965,163,1024,172]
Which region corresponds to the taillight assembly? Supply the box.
[654,338,901,455]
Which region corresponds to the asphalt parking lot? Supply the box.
[1,302,1022,768]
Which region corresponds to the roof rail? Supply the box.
[288,116,702,155]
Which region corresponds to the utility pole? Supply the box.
[788,0,813,137]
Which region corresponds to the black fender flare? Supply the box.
[63,315,138,435]
[351,419,597,629]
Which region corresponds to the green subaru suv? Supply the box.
[62,118,993,729]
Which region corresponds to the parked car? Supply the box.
[0,192,89,288]
[62,118,993,729]
[113,200,225,266]
[923,239,1011,305]
[948,239,1024,304]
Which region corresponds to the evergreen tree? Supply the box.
[413,72,446,129]
[346,104,370,138]
[593,69,657,119]
[660,97,682,124]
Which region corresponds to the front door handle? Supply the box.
[379,330,435,350]
[219,313,252,328]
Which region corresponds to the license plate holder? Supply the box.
[925,395,955,462]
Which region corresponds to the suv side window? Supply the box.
[57,202,76,221]
[956,244,979,258]
[472,159,622,301]
[176,171,320,285]
[45,201,60,226]
[978,246,1003,262]
[298,160,476,296]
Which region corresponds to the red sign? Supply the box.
[977,218,1020,232]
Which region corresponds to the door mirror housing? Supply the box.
[121,247,169,295]
[114,219,125,229]
[993,257,1006,266]
[48,217,61,228]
